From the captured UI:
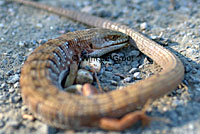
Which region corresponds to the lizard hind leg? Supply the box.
[97,100,153,131]
[98,111,151,131]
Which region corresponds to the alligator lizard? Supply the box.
[12,0,184,131]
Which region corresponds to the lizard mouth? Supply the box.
[89,41,128,57]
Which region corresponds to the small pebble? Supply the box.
[13,82,20,88]
[28,48,34,52]
[140,22,148,30]
[36,23,43,28]
[108,80,118,86]
[6,74,20,84]
[76,69,93,84]
[6,70,14,76]
[81,6,92,13]
[1,59,8,65]
[0,83,6,89]
[7,120,20,129]
[131,61,140,68]
[18,41,25,47]
[106,66,113,71]
[21,105,28,112]
[50,26,54,30]
[129,68,138,74]
[113,75,121,81]
[0,23,4,28]
[10,95,21,103]
[103,71,113,78]
[9,88,15,93]
[124,76,133,83]
[150,35,159,40]
[196,87,200,92]
[0,121,4,128]
[128,50,140,57]
[188,123,194,130]
[114,64,120,69]
[133,72,141,79]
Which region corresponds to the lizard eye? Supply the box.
[107,35,120,40]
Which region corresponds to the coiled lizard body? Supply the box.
[12,0,184,131]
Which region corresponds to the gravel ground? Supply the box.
[0,0,200,134]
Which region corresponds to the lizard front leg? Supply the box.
[64,63,78,87]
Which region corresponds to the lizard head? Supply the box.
[87,28,129,57]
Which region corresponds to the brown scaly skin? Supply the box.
[12,0,184,130]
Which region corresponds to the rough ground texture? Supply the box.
[0,0,200,133]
